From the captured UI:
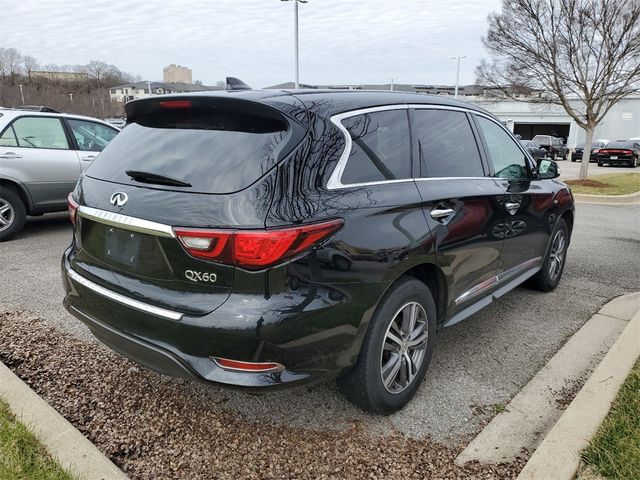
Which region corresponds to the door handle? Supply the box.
[80,155,96,161]
[0,152,23,159]
[430,207,455,220]
[505,202,520,215]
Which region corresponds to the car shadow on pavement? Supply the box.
[12,213,71,240]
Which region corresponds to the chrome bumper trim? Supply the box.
[66,267,183,321]
[78,206,175,238]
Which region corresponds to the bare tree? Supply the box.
[84,60,110,87]
[477,0,640,179]
[0,48,24,79]
[22,55,40,79]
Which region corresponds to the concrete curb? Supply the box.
[516,299,640,479]
[573,191,640,205]
[0,361,129,480]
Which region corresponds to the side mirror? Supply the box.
[537,158,560,179]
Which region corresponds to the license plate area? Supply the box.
[105,227,141,266]
[610,156,618,160]
[79,218,173,278]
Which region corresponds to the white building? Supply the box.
[468,95,640,147]
[109,81,219,103]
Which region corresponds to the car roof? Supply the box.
[125,88,495,120]
[0,108,119,128]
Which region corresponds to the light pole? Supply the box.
[450,55,466,99]
[281,0,308,89]
[389,78,394,91]
[19,84,25,104]
[148,81,153,95]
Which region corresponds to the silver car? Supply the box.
[0,109,119,240]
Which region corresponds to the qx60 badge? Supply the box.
[110,192,128,207]
[185,270,217,283]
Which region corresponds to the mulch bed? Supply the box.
[564,179,610,188]
[0,311,526,479]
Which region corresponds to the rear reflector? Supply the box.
[67,193,79,225]
[159,100,192,109]
[174,219,343,270]
[213,357,282,373]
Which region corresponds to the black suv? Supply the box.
[62,91,574,414]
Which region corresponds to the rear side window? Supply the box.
[11,117,69,149]
[86,109,292,194]
[340,109,411,184]
[413,109,484,178]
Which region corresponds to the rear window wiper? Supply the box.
[126,170,192,187]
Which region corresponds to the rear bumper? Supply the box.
[597,156,634,165]
[61,248,375,391]
[63,299,308,391]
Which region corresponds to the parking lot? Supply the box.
[1,201,638,446]
[558,160,638,179]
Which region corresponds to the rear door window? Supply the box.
[413,109,484,178]
[0,125,18,147]
[67,119,118,152]
[10,117,69,149]
[86,108,293,194]
[340,109,411,184]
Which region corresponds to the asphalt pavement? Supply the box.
[558,159,638,179]
[1,202,638,444]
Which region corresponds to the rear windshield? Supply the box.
[86,109,292,194]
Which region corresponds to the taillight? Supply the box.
[67,193,79,225]
[174,219,343,270]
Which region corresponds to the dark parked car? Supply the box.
[571,140,608,162]
[519,140,547,160]
[597,141,640,167]
[62,91,574,414]
[532,135,568,160]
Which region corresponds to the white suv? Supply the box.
[0,109,119,240]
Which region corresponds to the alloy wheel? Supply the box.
[548,230,566,281]
[380,302,429,394]
[0,198,15,232]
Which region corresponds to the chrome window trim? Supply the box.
[327,104,409,190]
[66,267,183,321]
[455,256,543,305]
[326,103,520,190]
[78,206,175,238]
[327,103,535,190]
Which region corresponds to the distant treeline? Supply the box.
[0,47,140,118]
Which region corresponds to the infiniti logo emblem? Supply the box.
[110,192,128,207]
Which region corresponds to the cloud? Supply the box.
[2,0,501,87]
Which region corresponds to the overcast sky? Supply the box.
[2,0,502,88]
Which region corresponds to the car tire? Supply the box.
[337,276,437,415]
[598,162,603,167]
[527,218,568,292]
[0,186,26,242]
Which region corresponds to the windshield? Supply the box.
[86,109,292,194]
